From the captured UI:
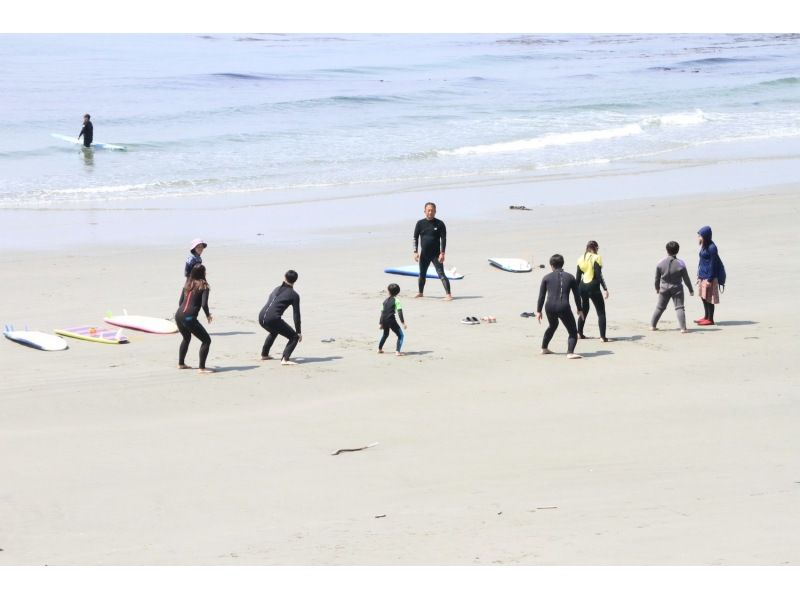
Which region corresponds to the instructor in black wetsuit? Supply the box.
[412,202,453,300]
[536,254,584,359]
[259,270,302,365]
[78,114,93,148]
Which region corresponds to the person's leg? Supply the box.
[560,309,579,355]
[271,319,300,360]
[378,326,390,352]
[672,288,687,330]
[590,289,607,339]
[417,254,432,295]
[429,256,452,296]
[391,320,405,353]
[651,291,670,329]
[188,319,212,370]
[261,320,277,358]
[577,285,590,337]
[177,317,192,368]
[542,309,559,352]
[707,302,715,323]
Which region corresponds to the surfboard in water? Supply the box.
[51,133,127,151]
[384,264,464,279]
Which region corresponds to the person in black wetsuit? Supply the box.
[412,202,453,300]
[176,264,213,372]
[259,270,302,365]
[576,240,610,342]
[536,254,584,359]
[77,114,93,148]
[378,283,407,356]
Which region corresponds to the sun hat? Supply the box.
[189,238,208,252]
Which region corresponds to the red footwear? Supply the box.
[693,318,704,324]
[697,319,714,326]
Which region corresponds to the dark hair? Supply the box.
[184,264,209,292]
[388,283,400,296]
[666,241,680,256]
[549,254,564,269]
[585,240,599,253]
[84,113,91,119]
[285,270,298,284]
[424,202,436,210]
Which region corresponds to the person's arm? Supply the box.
[201,289,212,321]
[78,125,84,140]
[412,221,420,254]
[439,220,447,254]
[536,277,547,314]
[575,266,582,284]
[594,262,606,291]
[654,265,662,293]
[293,294,301,335]
[395,298,405,324]
[571,276,581,311]
[681,266,694,295]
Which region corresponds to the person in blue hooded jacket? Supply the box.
[696,225,726,325]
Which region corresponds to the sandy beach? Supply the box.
[1,176,798,565]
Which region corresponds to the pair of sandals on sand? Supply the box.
[462,316,496,324]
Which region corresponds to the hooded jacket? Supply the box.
[697,226,725,283]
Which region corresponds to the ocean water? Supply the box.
[1,33,799,207]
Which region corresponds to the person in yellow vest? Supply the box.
[576,240,610,342]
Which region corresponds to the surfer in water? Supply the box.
[177,264,214,373]
[259,270,303,365]
[77,114,93,148]
[412,202,453,300]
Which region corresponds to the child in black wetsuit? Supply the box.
[177,264,213,372]
[378,283,407,356]
[536,254,584,359]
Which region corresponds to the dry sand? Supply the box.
[1,182,798,565]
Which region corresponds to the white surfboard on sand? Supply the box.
[51,133,127,151]
[488,258,532,272]
[4,325,68,351]
[104,314,178,334]
[384,264,464,280]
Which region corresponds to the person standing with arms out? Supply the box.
[536,254,584,359]
[77,114,93,148]
[651,241,694,333]
[259,270,302,365]
[413,202,453,301]
[696,226,726,326]
[576,240,610,342]
[176,264,214,373]
[378,283,407,356]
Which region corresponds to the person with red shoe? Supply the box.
[695,226,726,326]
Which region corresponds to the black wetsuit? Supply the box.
[259,283,301,360]
[413,217,451,295]
[378,296,405,352]
[537,269,580,353]
[576,259,607,340]
[78,121,93,148]
[176,285,211,368]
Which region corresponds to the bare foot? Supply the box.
[567,353,582,359]
[281,359,298,366]
[541,348,553,355]
[681,328,690,334]
[443,295,453,301]
[395,351,405,356]
[414,293,424,298]
[578,333,587,339]
[177,364,192,369]
[601,338,612,343]
[198,368,215,373]
[650,327,657,331]
[260,355,274,361]
[378,349,384,354]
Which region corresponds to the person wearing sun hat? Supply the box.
[185,239,208,278]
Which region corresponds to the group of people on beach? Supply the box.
[173,202,726,370]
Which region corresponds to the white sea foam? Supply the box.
[641,109,709,127]
[438,124,644,157]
